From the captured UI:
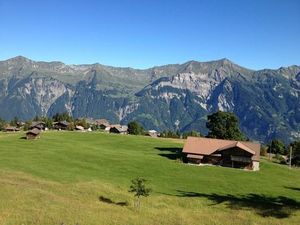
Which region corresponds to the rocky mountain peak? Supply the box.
[5,55,32,65]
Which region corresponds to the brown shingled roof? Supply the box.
[26,128,41,135]
[183,137,260,161]
[96,119,109,125]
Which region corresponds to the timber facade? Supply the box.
[183,137,260,171]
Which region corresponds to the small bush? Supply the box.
[260,146,268,156]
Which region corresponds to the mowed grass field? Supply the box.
[0,131,299,225]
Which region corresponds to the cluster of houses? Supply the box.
[3,118,160,140]
[95,119,129,134]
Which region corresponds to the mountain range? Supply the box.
[0,56,299,143]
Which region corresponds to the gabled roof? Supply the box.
[110,125,128,132]
[95,119,109,125]
[26,128,41,135]
[54,121,69,126]
[183,137,261,161]
[218,141,256,155]
[5,126,20,131]
[31,121,45,126]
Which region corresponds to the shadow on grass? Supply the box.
[285,186,300,192]
[155,147,186,161]
[165,190,300,218]
[99,196,128,206]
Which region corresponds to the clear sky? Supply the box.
[0,0,299,69]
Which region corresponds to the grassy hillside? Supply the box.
[0,132,299,225]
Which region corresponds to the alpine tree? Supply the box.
[206,111,245,141]
[267,139,286,155]
[0,118,5,131]
[127,121,144,135]
[129,177,151,209]
[43,117,53,129]
[10,116,19,126]
[52,112,73,122]
[289,141,300,155]
[288,141,300,166]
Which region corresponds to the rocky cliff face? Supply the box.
[0,56,299,143]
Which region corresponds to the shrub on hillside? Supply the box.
[75,118,89,129]
[272,154,287,165]
[67,123,75,131]
[260,146,268,156]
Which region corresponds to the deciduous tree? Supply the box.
[129,177,151,209]
[127,121,144,135]
[206,111,245,141]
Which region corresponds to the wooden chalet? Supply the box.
[95,119,110,129]
[26,128,41,140]
[30,121,46,130]
[109,125,128,134]
[183,137,261,171]
[16,121,25,128]
[5,126,20,132]
[53,121,69,130]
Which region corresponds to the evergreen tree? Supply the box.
[42,117,53,129]
[52,112,73,122]
[0,118,6,131]
[23,121,32,131]
[267,139,286,155]
[10,116,19,126]
[288,141,300,166]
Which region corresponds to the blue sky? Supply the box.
[0,0,299,69]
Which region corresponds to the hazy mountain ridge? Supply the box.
[0,56,299,143]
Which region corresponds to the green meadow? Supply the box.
[0,131,299,225]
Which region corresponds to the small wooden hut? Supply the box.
[5,126,20,132]
[26,128,41,140]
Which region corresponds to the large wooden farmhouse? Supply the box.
[183,137,260,171]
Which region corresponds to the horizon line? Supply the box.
[1,55,299,72]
